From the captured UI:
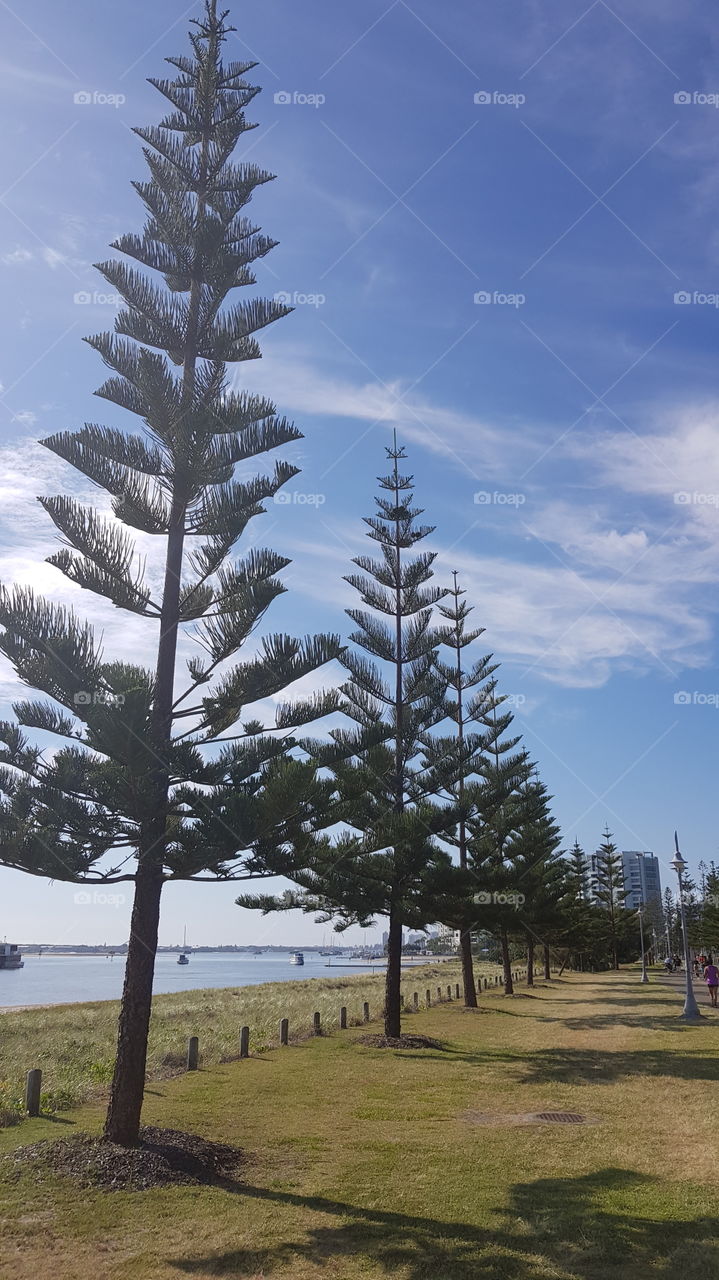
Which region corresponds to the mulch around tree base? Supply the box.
[355,1033,445,1050]
[6,1126,244,1191]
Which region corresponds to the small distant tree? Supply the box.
[592,828,629,969]
[505,776,563,985]
[700,864,719,952]
[465,682,532,995]
[569,839,590,901]
[0,2,342,1147]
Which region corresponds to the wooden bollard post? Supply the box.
[340,1006,347,1029]
[25,1068,41,1116]
[413,991,419,1011]
[455,983,460,999]
[313,1011,321,1036]
[363,1001,370,1023]
[240,1025,250,1058]
[279,1017,289,1046]
[426,988,431,1006]
[187,1036,199,1071]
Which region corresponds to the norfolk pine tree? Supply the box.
[0,2,342,1146]
[241,441,459,1038]
[504,774,563,986]
[422,572,498,1007]
[592,828,629,969]
[465,682,532,995]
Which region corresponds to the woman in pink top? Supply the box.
[703,953,718,1007]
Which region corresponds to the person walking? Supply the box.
[703,954,718,1008]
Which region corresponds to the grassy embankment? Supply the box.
[2,969,719,1279]
[0,960,474,1123]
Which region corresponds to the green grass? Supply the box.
[2,968,719,1279]
[0,960,470,1125]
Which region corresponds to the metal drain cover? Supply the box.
[464,1110,598,1127]
[534,1112,586,1124]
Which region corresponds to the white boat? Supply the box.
[289,951,304,966]
[0,942,24,970]
[177,925,190,965]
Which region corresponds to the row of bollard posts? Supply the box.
[23,966,536,1110]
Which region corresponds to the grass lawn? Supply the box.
[0,960,476,1122]
[1,969,718,1279]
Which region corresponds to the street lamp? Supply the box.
[670,831,703,1021]
[636,851,649,984]
[637,904,649,983]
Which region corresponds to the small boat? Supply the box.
[177,925,190,965]
[289,951,304,966]
[0,942,24,970]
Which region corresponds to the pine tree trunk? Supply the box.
[103,856,163,1144]
[460,930,478,1007]
[526,933,534,986]
[384,907,403,1038]
[543,943,551,979]
[501,925,513,995]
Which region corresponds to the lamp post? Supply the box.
[638,903,649,983]
[671,832,702,1021]
[636,852,649,983]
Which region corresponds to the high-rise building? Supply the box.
[621,852,662,911]
[586,849,662,910]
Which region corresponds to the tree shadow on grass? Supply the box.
[543,1011,719,1031]
[517,1046,719,1085]
[169,1167,718,1279]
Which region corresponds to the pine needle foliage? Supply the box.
[0,1,342,1145]
[240,441,459,1038]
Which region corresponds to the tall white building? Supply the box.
[621,852,662,911]
[586,849,662,910]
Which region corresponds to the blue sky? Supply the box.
[1,0,719,946]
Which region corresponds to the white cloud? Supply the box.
[1,248,33,266]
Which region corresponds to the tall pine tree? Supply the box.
[423,572,497,1007]
[0,2,342,1146]
[241,440,458,1038]
[592,828,628,969]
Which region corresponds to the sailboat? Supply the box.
[177,925,190,965]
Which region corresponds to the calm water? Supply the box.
[0,952,382,1008]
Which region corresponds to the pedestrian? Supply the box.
[704,955,718,1008]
